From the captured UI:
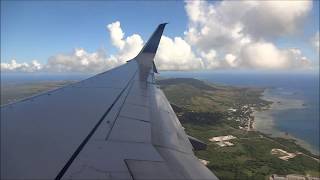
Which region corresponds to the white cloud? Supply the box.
[190,0,312,39]
[184,0,313,70]
[239,42,310,69]
[46,22,144,73]
[240,42,290,69]
[200,50,221,69]
[155,36,203,70]
[2,21,144,73]
[116,34,143,62]
[107,21,144,62]
[107,21,125,50]
[1,59,42,72]
[2,1,316,73]
[46,48,118,73]
[225,54,238,68]
[241,1,312,39]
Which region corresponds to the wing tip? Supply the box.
[139,23,167,55]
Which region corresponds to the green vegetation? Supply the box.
[158,78,320,180]
[160,78,270,112]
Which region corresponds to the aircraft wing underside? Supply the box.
[1,24,218,180]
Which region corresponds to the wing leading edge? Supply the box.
[1,23,218,180]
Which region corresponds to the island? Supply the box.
[157,78,319,180]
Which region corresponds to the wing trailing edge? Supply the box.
[188,135,208,151]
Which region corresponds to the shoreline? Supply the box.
[252,88,319,156]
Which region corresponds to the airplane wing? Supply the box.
[1,23,218,180]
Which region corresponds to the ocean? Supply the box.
[158,71,319,154]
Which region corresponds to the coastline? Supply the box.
[252,88,319,155]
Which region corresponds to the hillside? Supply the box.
[158,78,270,112]
[157,78,320,179]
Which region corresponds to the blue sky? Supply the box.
[1,1,319,72]
[1,1,187,63]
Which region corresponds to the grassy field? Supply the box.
[158,78,320,179]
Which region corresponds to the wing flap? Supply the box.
[188,135,208,151]
[125,159,183,180]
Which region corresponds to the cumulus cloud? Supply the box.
[107,21,125,49]
[116,34,143,62]
[45,21,144,73]
[225,54,238,68]
[46,48,117,73]
[241,1,312,39]
[200,50,221,69]
[185,0,312,41]
[2,1,316,73]
[240,42,310,69]
[1,21,145,73]
[155,36,203,70]
[184,0,313,70]
[1,59,42,72]
[107,21,144,62]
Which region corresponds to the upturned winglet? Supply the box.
[139,23,167,55]
[135,23,167,74]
